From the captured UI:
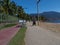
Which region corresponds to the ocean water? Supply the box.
[47,20,60,23]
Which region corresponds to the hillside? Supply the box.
[41,11,60,19]
[30,11,60,20]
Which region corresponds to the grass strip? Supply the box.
[4,24,16,28]
[8,27,27,45]
[0,24,16,30]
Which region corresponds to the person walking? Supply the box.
[32,16,36,25]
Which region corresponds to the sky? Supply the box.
[11,0,60,14]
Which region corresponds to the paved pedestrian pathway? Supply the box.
[25,22,60,45]
[0,25,20,45]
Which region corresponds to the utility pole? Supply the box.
[37,0,40,25]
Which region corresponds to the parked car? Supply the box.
[19,20,26,27]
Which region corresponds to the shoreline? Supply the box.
[38,22,60,32]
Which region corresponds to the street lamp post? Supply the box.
[37,0,40,25]
[37,2,39,25]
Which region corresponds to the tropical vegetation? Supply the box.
[0,0,30,23]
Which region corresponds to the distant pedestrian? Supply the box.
[32,16,36,25]
[32,20,36,25]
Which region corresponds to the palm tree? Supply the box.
[10,1,17,16]
[17,6,25,19]
[0,0,4,23]
[0,0,27,23]
[2,0,10,22]
[39,16,46,21]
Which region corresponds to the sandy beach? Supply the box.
[38,22,60,32]
[25,22,60,45]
